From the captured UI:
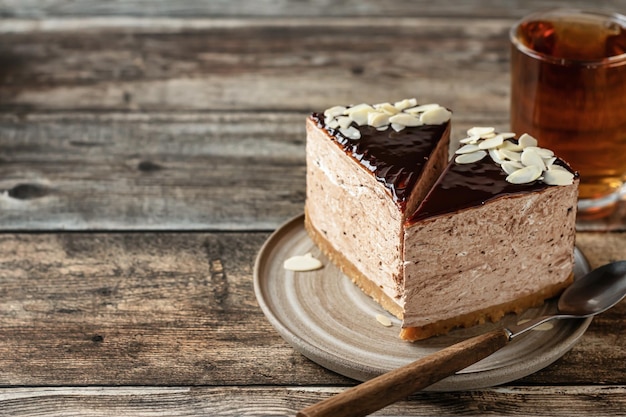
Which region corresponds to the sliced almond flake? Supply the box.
[389,113,423,127]
[420,107,451,125]
[345,103,373,115]
[543,169,575,186]
[544,156,557,168]
[340,126,361,140]
[324,105,347,118]
[376,125,389,131]
[506,165,542,184]
[345,104,374,126]
[336,116,352,129]
[501,161,523,175]
[328,100,450,131]
[455,144,481,154]
[539,150,555,159]
[394,98,418,111]
[548,164,569,172]
[499,132,517,139]
[443,126,567,186]
[460,135,480,144]
[499,148,522,162]
[374,102,400,115]
[404,103,441,114]
[326,118,340,129]
[376,314,393,327]
[455,150,487,164]
[368,111,390,128]
[521,147,546,170]
[467,126,495,137]
[478,134,504,150]
[526,146,555,159]
[488,148,507,165]
[519,133,539,148]
[350,108,372,126]
[283,253,323,272]
[508,160,524,169]
[391,123,405,132]
[499,141,523,152]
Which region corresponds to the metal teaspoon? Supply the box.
[297,260,626,417]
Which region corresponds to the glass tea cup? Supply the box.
[510,9,626,219]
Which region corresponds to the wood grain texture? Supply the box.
[1,0,625,18]
[0,232,348,386]
[0,112,306,231]
[0,232,625,387]
[576,232,626,267]
[0,17,512,114]
[2,385,626,416]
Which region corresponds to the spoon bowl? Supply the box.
[558,260,626,316]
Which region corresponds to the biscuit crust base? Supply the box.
[304,209,574,342]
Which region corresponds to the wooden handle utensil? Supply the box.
[297,328,510,417]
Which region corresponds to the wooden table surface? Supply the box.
[2,1,626,416]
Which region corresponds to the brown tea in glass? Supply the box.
[510,9,626,217]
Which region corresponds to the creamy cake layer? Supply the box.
[401,182,578,340]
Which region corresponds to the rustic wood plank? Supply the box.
[0,232,349,386]
[0,232,625,387]
[1,1,624,18]
[2,385,626,416]
[576,232,626,268]
[0,112,307,231]
[0,18,512,114]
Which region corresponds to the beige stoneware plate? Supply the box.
[254,214,592,391]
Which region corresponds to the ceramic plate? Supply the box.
[254,214,592,391]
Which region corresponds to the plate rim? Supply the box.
[254,213,593,391]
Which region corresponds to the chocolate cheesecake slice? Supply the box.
[304,102,579,341]
[304,100,452,317]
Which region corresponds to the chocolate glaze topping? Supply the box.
[408,140,578,224]
[311,112,449,208]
